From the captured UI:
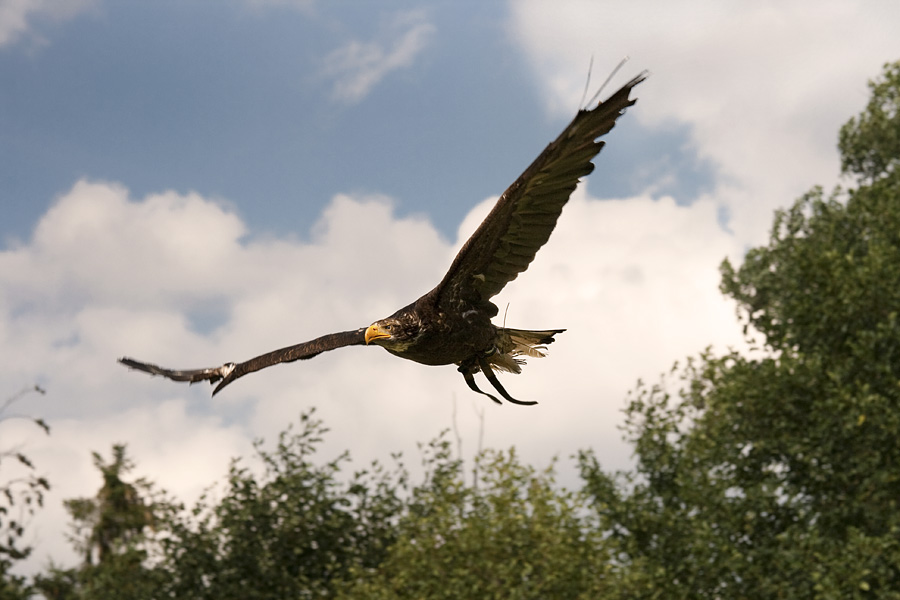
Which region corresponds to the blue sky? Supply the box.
[2,0,899,574]
[3,1,708,245]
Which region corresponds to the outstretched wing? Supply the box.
[429,73,646,312]
[119,328,367,395]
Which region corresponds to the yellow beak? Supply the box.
[365,324,391,345]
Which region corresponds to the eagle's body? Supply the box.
[120,73,646,405]
[373,295,562,372]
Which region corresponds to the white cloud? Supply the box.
[3,178,744,573]
[0,0,95,48]
[321,10,435,104]
[508,0,900,245]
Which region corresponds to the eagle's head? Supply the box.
[364,313,421,352]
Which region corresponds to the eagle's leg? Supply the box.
[475,355,538,406]
[458,363,503,405]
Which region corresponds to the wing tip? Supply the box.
[612,71,648,107]
[118,356,151,372]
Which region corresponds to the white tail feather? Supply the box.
[487,327,565,373]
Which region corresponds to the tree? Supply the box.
[38,409,612,599]
[65,445,158,567]
[34,444,168,600]
[339,435,615,600]
[580,60,900,598]
[0,385,50,600]
[158,409,405,600]
[839,61,900,182]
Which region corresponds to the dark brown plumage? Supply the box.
[119,73,645,404]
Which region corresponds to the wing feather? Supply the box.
[119,328,367,395]
[428,73,646,310]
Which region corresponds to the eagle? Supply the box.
[120,73,645,405]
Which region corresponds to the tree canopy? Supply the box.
[580,60,900,598]
[840,61,900,182]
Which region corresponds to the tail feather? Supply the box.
[489,328,565,373]
[506,328,565,358]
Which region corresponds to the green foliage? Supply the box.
[0,385,50,600]
[158,409,405,599]
[583,352,900,598]
[839,61,900,181]
[33,444,173,600]
[36,413,613,600]
[339,435,613,600]
[581,60,900,598]
[720,184,900,373]
[0,573,32,600]
[34,550,167,600]
[64,445,159,568]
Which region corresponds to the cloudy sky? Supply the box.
[3,0,899,573]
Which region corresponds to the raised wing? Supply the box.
[429,73,646,312]
[119,328,367,395]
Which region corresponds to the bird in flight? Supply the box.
[120,73,645,405]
